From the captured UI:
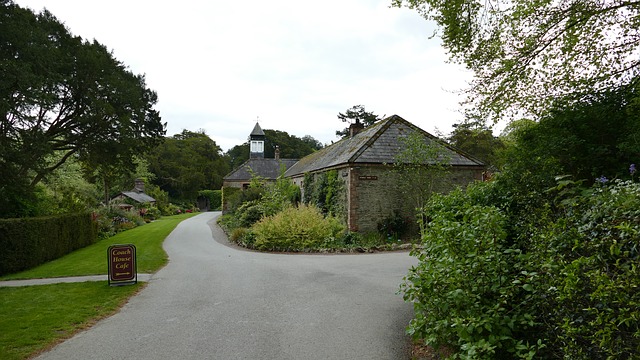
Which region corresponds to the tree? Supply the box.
[392,0,640,122]
[225,130,322,169]
[394,130,451,232]
[0,2,165,216]
[447,121,504,170]
[146,130,229,201]
[502,86,640,184]
[335,105,381,138]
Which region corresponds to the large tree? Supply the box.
[225,130,323,169]
[335,105,381,138]
[447,122,504,170]
[392,0,640,121]
[146,130,229,201]
[0,2,165,216]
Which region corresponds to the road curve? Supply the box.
[36,212,418,360]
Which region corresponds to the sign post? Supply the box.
[108,244,137,286]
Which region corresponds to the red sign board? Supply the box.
[108,244,137,285]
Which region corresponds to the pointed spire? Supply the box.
[249,118,265,159]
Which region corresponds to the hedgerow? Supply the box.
[402,178,640,359]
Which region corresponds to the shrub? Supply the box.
[402,186,540,359]
[533,180,640,359]
[252,204,345,251]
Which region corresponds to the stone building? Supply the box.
[222,122,298,211]
[110,179,156,210]
[284,115,484,233]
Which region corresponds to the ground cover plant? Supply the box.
[0,282,143,360]
[0,212,197,280]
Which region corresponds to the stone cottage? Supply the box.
[284,115,484,233]
[110,179,156,210]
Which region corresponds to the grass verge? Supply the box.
[0,212,198,280]
[0,212,199,359]
[0,282,143,360]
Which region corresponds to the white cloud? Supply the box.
[15,0,473,151]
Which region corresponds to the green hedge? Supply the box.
[198,190,222,211]
[0,212,98,276]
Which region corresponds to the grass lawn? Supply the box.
[0,282,143,360]
[0,212,199,359]
[0,212,198,280]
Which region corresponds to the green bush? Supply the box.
[253,204,345,251]
[533,180,640,359]
[236,200,265,228]
[402,186,540,359]
[0,213,98,275]
[402,176,640,359]
[93,206,144,239]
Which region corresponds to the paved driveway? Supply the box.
[36,212,418,360]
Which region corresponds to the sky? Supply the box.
[15,0,474,151]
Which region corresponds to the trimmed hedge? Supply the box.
[0,212,98,275]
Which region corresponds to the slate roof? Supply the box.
[285,115,483,177]
[120,191,156,203]
[250,122,265,137]
[224,158,299,181]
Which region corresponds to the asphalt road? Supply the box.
[36,212,418,360]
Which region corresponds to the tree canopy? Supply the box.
[0,2,165,216]
[446,122,504,170]
[392,0,640,121]
[502,85,640,184]
[335,105,381,138]
[146,130,229,201]
[225,130,323,169]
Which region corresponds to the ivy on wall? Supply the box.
[302,170,346,224]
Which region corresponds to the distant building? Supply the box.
[222,122,298,211]
[285,115,484,233]
[111,179,156,210]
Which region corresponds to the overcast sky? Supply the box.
[15,0,474,151]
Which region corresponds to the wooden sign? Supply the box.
[108,244,137,286]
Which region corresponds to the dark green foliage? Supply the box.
[402,174,640,359]
[377,210,410,241]
[530,180,640,359]
[302,170,346,222]
[0,213,97,275]
[0,3,165,217]
[146,130,229,201]
[509,87,640,184]
[447,122,504,170]
[225,130,322,169]
[198,190,222,211]
[402,184,540,359]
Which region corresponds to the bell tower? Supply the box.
[249,121,265,159]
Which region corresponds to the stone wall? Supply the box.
[348,165,483,233]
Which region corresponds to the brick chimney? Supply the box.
[349,120,365,137]
[134,178,145,193]
[275,145,280,160]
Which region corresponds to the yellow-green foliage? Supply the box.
[253,204,345,251]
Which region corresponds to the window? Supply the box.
[250,140,264,153]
